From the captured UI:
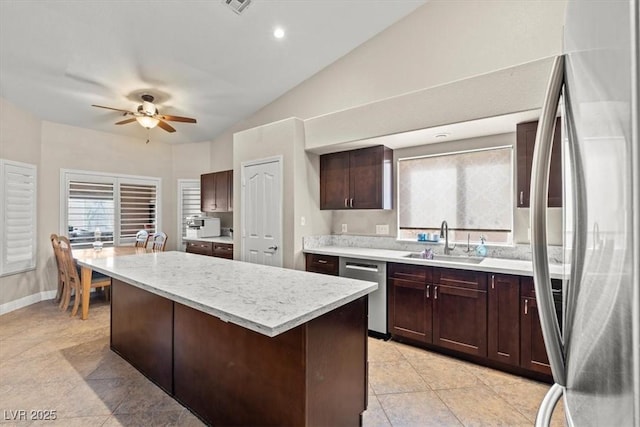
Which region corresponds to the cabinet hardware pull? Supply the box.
[434,286,438,300]
[426,285,430,298]
[350,198,353,208]
[520,191,524,205]
[491,274,495,289]
[318,260,327,264]
[524,299,528,315]
[344,198,348,208]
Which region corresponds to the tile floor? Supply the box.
[0,299,565,426]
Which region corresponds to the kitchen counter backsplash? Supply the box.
[303,235,564,264]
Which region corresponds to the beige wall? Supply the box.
[0,98,43,305]
[233,118,331,269]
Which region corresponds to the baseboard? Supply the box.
[0,290,57,315]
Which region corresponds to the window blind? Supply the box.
[62,170,161,248]
[398,147,513,231]
[177,180,201,250]
[1,160,37,276]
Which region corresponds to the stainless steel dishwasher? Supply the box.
[339,257,387,338]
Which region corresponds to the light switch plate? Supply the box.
[341,224,348,233]
[376,224,389,235]
[300,216,306,226]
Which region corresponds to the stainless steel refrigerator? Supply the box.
[530,0,639,426]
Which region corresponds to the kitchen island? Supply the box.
[77,251,377,426]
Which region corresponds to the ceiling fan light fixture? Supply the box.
[136,116,160,129]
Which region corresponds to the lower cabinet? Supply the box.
[488,273,521,366]
[186,240,234,260]
[388,263,556,380]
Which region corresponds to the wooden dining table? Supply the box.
[73,246,152,320]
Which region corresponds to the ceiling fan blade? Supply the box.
[158,114,197,123]
[157,120,176,133]
[115,118,137,125]
[92,104,134,114]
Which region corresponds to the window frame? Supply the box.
[176,179,201,251]
[60,169,162,248]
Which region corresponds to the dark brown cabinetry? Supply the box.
[432,268,487,357]
[186,240,234,260]
[305,253,339,276]
[320,146,393,210]
[201,170,233,213]
[520,277,552,375]
[516,119,562,208]
[387,263,432,342]
[213,243,234,260]
[488,274,521,366]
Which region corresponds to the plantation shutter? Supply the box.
[119,181,158,242]
[0,160,37,276]
[67,180,115,247]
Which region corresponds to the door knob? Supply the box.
[268,246,278,251]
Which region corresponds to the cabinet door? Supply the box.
[201,173,216,212]
[520,296,552,375]
[433,284,487,357]
[305,253,339,276]
[213,171,230,212]
[320,152,350,209]
[213,243,234,259]
[349,146,382,209]
[388,277,430,343]
[516,120,562,208]
[488,274,520,366]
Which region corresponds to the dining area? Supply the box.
[49,230,168,320]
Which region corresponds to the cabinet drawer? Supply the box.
[213,243,234,259]
[388,263,431,283]
[434,268,487,291]
[186,241,213,256]
[305,253,339,276]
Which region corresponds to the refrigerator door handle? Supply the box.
[534,383,565,427]
[530,54,566,386]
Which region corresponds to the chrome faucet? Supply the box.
[440,220,456,255]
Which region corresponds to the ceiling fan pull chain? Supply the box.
[146,128,150,144]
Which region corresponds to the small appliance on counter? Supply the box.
[186,216,221,238]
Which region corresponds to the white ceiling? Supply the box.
[0,0,426,144]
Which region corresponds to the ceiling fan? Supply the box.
[92,94,197,133]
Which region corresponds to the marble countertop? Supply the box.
[184,236,233,244]
[304,246,567,279]
[77,251,377,337]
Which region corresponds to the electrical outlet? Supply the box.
[300,216,306,226]
[376,224,389,235]
[341,224,348,233]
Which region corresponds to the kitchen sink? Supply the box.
[403,253,484,264]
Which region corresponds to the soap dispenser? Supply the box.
[475,235,487,257]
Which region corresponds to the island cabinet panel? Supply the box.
[487,273,521,366]
[110,279,173,393]
[520,278,552,375]
[305,253,339,275]
[173,297,367,427]
[320,145,393,210]
[387,262,432,343]
[432,268,488,357]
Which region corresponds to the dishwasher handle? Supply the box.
[344,263,380,273]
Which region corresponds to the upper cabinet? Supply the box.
[516,119,562,208]
[201,170,233,213]
[320,145,393,210]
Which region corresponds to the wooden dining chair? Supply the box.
[150,232,168,251]
[58,236,111,317]
[50,234,65,303]
[134,230,149,248]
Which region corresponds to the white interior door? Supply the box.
[241,157,283,267]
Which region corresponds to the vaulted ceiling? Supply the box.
[0,0,426,144]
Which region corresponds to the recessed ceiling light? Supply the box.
[434,132,451,139]
[273,27,285,39]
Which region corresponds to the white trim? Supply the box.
[240,155,284,266]
[0,290,57,315]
